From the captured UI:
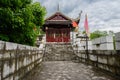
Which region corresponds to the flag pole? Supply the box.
[85,33,89,64]
[84,13,90,64]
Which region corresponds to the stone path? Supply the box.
[25,61,116,80]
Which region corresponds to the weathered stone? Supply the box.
[3,52,10,58]
[92,44,100,50]
[90,36,114,50]
[116,42,120,50]
[18,44,26,50]
[92,38,101,45]
[108,57,115,65]
[98,57,107,64]
[89,55,97,61]
[26,45,31,50]
[100,43,114,50]
[81,53,86,59]
[3,63,9,78]
[114,32,120,50]
[5,42,17,50]
[44,44,76,61]
[5,77,13,80]
[0,41,5,50]
[0,40,43,80]
[100,36,113,43]
[24,61,115,80]
[115,32,120,41]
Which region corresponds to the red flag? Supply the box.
[72,21,78,27]
[84,14,90,37]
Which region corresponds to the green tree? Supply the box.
[90,30,108,40]
[0,0,46,46]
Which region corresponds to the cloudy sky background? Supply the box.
[33,0,120,33]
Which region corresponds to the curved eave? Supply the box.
[72,17,80,24]
[76,18,80,24]
[42,20,73,32]
[44,20,72,25]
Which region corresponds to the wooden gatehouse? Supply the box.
[43,11,80,43]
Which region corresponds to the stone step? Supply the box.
[43,43,76,61]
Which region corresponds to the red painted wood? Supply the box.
[46,28,70,42]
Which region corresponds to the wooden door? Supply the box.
[46,28,55,42]
[62,28,70,42]
[46,28,70,42]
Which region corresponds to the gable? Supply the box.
[50,15,67,20]
[46,12,71,21]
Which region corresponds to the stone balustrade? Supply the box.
[0,41,44,80]
[115,32,120,50]
[73,32,120,77]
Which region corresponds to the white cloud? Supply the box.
[33,0,120,32]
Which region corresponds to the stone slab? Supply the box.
[92,44,100,50]
[115,42,120,50]
[18,44,26,50]
[100,36,113,43]
[92,38,101,45]
[0,41,5,50]
[115,32,120,41]
[92,36,113,45]
[89,55,97,61]
[98,57,107,64]
[108,57,115,65]
[100,43,114,50]
[6,42,17,50]
[26,45,31,50]
[3,63,10,78]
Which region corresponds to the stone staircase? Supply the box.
[43,43,77,61]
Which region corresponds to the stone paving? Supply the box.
[25,61,116,80]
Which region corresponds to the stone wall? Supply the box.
[73,32,120,77]
[0,41,44,80]
[115,32,120,50]
[75,50,120,76]
[92,35,114,50]
[75,35,114,50]
[77,40,92,50]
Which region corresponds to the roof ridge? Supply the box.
[45,11,72,21]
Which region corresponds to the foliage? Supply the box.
[82,31,86,34]
[90,30,108,40]
[0,0,46,46]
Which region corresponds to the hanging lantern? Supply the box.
[46,27,48,30]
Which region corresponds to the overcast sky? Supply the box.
[33,0,120,33]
